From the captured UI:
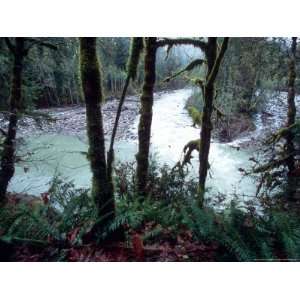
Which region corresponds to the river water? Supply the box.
[9,88,281,199]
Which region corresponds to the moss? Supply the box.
[285,37,297,175]
[188,106,202,127]
[127,37,143,81]
[136,38,157,195]
[0,38,25,204]
[79,38,115,224]
[164,59,205,82]
[199,38,229,203]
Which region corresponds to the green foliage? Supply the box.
[0,177,96,246]
[217,38,288,115]
[1,163,300,261]
[114,159,198,203]
[0,37,192,109]
[250,118,300,197]
[182,200,300,261]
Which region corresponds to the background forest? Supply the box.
[0,37,299,262]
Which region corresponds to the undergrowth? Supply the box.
[1,161,300,261]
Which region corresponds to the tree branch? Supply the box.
[4,38,16,54]
[206,37,229,86]
[164,59,205,82]
[0,128,7,137]
[24,38,58,54]
[156,38,207,51]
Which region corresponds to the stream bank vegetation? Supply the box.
[0,37,300,261]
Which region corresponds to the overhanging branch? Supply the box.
[164,59,205,82]
[156,38,207,51]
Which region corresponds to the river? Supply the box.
[10,88,296,200]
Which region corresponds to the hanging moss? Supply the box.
[188,106,202,127]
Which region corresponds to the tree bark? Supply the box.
[285,37,297,201]
[79,38,115,224]
[198,38,229,204]
[107,75,130,187]
[136,38,157,195]
[0,38,25,204]
[286,37,297,174]
[198,38,217,200]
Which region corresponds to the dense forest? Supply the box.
[0,37,299,261]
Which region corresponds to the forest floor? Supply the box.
[5,232,218,262]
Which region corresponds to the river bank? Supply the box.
[185,90,300,149]
[0,95,141,141]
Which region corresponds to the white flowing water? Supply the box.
[9,89,258,199]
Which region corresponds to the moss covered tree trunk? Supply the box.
[198,38,217,198]
[285,37,297,201]
[286,37,297,174]
[136,38,157,195]
[198,38,229,204]
[0,38,25,204]
[79,38,115,223]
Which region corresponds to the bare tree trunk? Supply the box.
[107,37,143,195]
[136,37,157,195]
[107,75,130,185]
[0,38,25,204]
[79,38,115,225]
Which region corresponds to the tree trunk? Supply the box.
[136,37,157,195]
[107,75,130,186]
[198,38,229,205]
[286,37,297,174]
[0,38,25,204]
[79,38,115,224]
[285,37,297,201]
[198,38,217,200]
